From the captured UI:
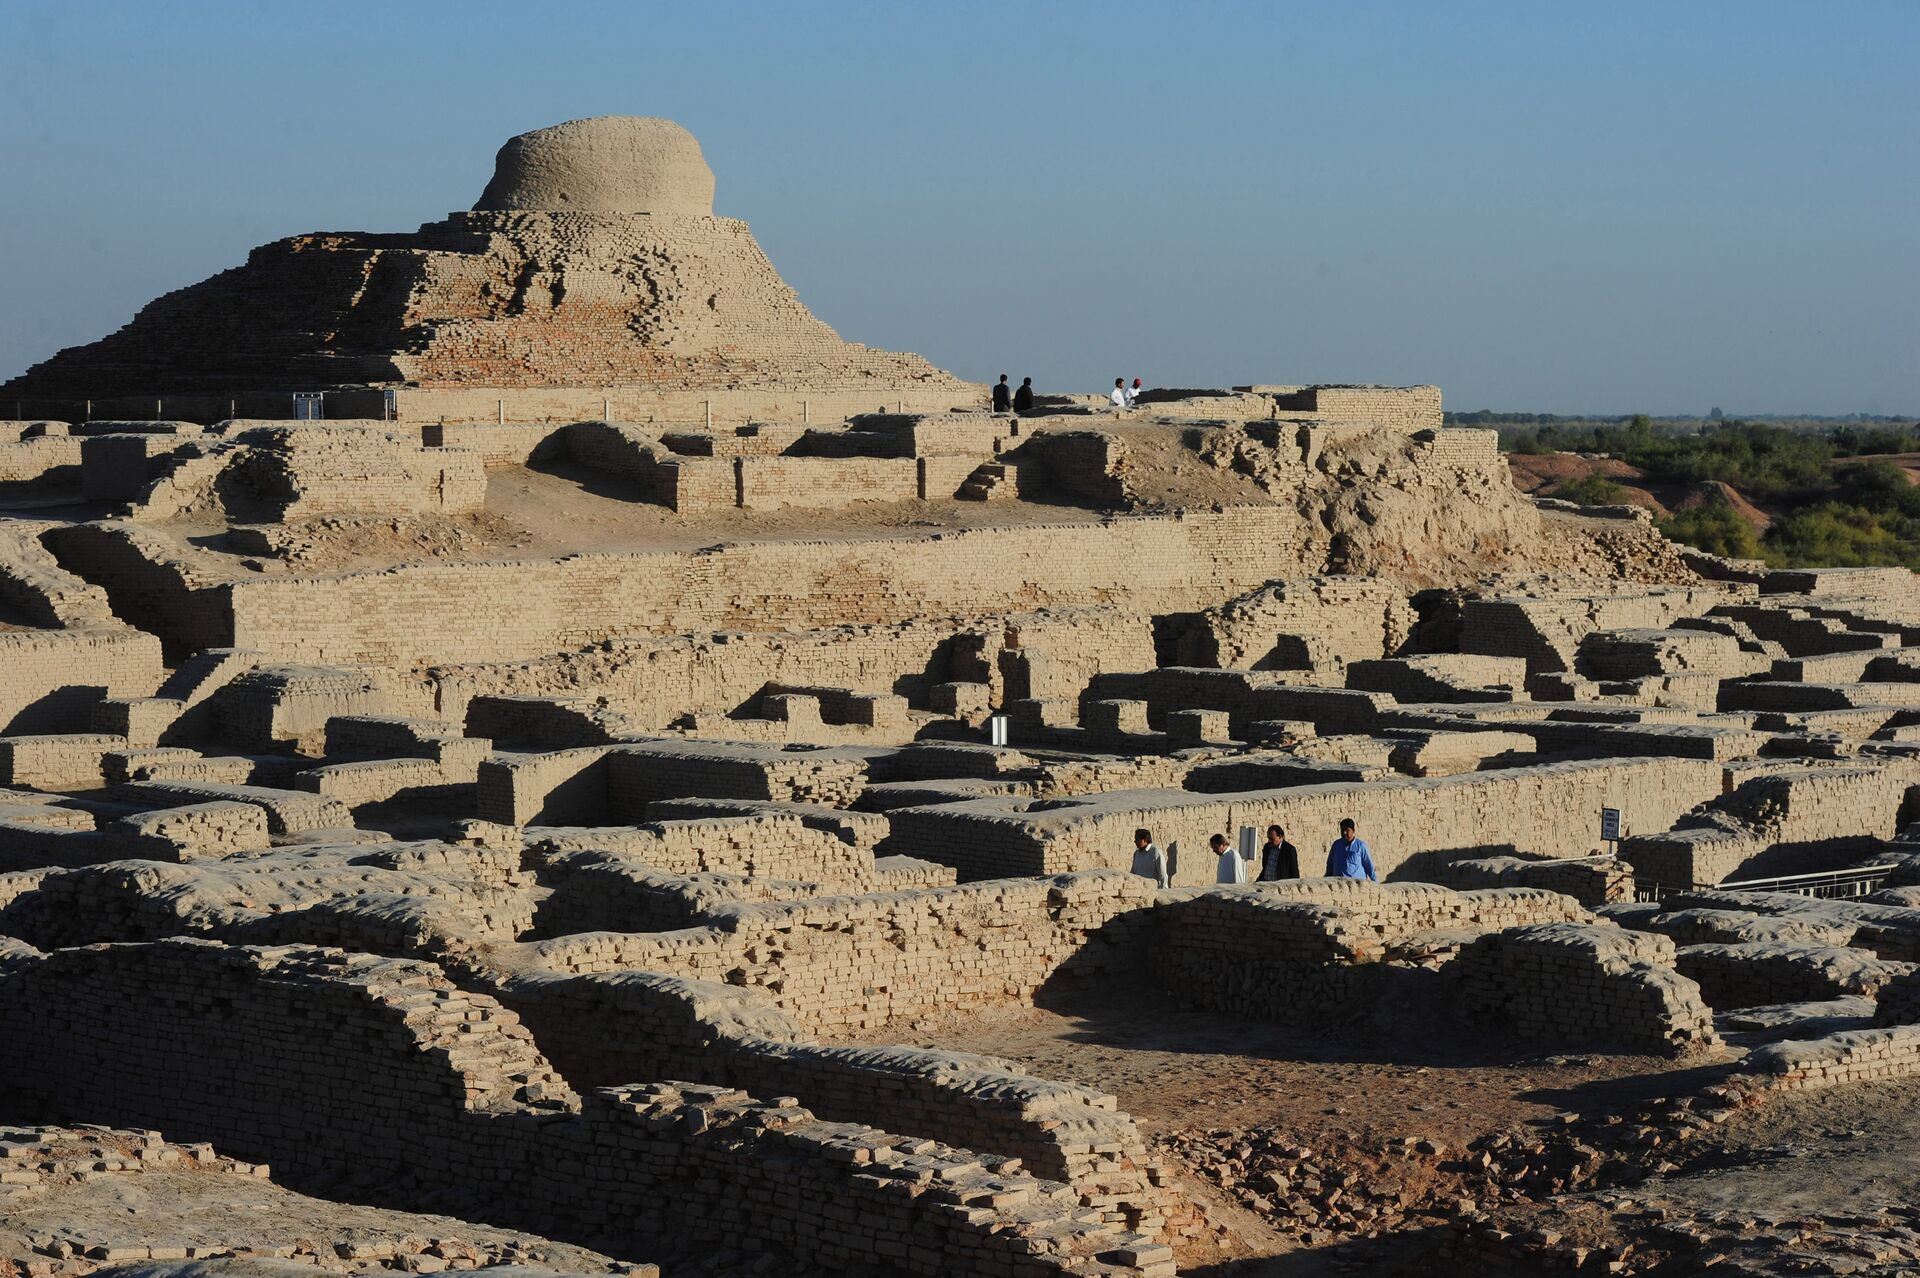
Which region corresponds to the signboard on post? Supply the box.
[988,715,1009,747]
[292,392,324,421]
[1600,806,1622,845]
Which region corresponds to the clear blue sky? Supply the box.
[3,0,1915,414]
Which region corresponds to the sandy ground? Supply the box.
[1644,1076,1920,1219]
[0,1164,627,1273]
[840,979,1703,1147]
[833,978,1725,1273]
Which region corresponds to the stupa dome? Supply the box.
[473,115,716,216]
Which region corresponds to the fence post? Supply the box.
[705,399,712,429]
[803,399,809,425]
[497,399,505,426]
[156,399,163,418]
[603,397,610,421]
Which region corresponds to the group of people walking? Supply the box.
[989,374,1146,414]
[1128,818,1376,888]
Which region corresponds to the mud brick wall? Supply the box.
[1624,764,1915,887]
[1674,941,1916,1008]
[435,617,970,730]
[212,665,433,752]
[1459,586,1733,673]
[82,433,192,500]
[535,813,879,891]
[1176,576,1416,670]
[194,505,1336,666]
[528,860,832,934]
[736,456,920,509]
[1151,883,1589,1023]
[0,628,164,735]
[0,525,118,628]
[475,747,611,825]
[1737,1025,1920,1095]
[207,428,489,519]
[325,715,486,768]
[111,778,352,835]
[0,732,126,790]
[387,384,975,427]
[1578,627,1760,679]
[1872,968,1920,1025]
[0,940,1153,1275]
[1345,654,1528,702]
[112,799,272,861]
[494,969,1180,1235]
[1429,854,1633,907]
[1413,426,1498,464]
[1022,431,1132,505]
[464,695,636,747]
[40,523,237,661]
[1268,385,1442,430]
[603,742,867,814]
[525,871,1159,1034]
[0,434,83,486]
[295,757,462,809]
[1452,923,1720,1055]
[1086,668,1390,735]
[973,608,1160,704]
[422,420,560,463]
[0,940,573,1172]
[888,757,1727,884]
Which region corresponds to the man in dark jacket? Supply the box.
[1013,376,1035,413]
[992,374,1011,412]
[1257,824,1299,881]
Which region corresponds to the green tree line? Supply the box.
[1499,417,1920,569]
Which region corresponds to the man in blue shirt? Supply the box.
[1325,817,1378,881]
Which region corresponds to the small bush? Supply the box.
[1657,498,1764,560]
[1551,473,1630,506]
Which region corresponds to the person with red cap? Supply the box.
[1125,377,1144,407]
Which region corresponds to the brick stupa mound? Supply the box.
[1,115,969,397]
[476,115,717,216]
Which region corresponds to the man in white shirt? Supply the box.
[1110,378,1128,409]
[1211,832,1248,884]
[1130,827,1169,888]
[1125,377,1143,407]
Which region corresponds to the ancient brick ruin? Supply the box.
[2,117,1918,1278]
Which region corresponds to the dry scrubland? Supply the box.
[1,117,1919,1278]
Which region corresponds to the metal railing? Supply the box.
[1634,862,1896,904]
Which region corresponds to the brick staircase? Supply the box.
[957,460,1013,502]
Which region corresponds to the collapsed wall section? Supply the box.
[0,938,1163,1276]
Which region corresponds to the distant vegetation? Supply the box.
[1461,413,1920,570]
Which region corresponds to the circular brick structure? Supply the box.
[474,115,716,216]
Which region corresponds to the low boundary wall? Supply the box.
[886,757,1727,884]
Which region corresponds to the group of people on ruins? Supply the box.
[1128,818,1376,888]
[988,374,1145,415]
